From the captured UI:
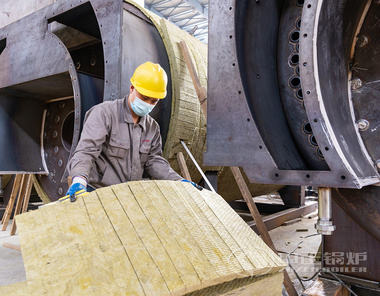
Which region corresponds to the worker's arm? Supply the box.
[67,105,110,186]
[144,123,183,181]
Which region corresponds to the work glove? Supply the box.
[182,179,203,191]
[65,182,87,202]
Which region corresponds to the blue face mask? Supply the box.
[131,97,156,117]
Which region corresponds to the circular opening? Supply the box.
[314,118,318,122]
[61,111,75,152]
[325,147,329,151]
[229,35,233,39]
[289,30,300,43]
[306,90,311,94]
[296,18,302,29]
[297,88,303,99]
[297,0,304,6]
[310,134,318,146]
[289,53,299,65]
[259,145,263,149]
[289,76,301,88]
[247,118,250,122]
[303,122,312,134]
[341,175,346,180]
[317,148,324,158]
[307,4,311,8]
[275,173,279,177]
[238,91,242,94]
[303,33,308,38]
[306,174,310,178]
[232,63,236,66]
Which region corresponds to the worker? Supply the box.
[66,61,194,197]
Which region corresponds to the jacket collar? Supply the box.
[123,95,146,130]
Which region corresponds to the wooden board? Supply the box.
[14,181,286,295]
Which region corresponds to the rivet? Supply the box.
[351,78,362,90]
[54,146,59,154]
[356,35,368,48]
[357,119,369,131]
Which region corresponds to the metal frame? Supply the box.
[204,0,380,189]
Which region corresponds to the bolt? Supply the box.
[357,119,370,131]
[376,160,380,170]
[54,146,59,154]
[54,115,60,124]
[52,130,58,139]
[59,102,65,109]
[356,35,368,48]
[58,188,63,195]
[90,57,96,66]
[351,78,362,90]
[58,159,63,167]
[76,61,81,70]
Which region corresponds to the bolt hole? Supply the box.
[341,175,346,180]
[314,118,318,122]
[306,174,310,178]
[317,148,324,158]
[303,62,307,66]
[297,88,303,100]
[238,91,241,94]
[259,145,263,149]
[307,4,311,8]
[303,122,312,134]
[296,0,304,6]
[296,18,302,29]
[289,76,301,88]
[232,63,236,66]
[275,173,279,177]
[229,35,233,39]
[289,53,299,65]
[303,33,308,38]
[325,147,329,151]
[310,135,318,146]
[229,7,232,10]
[306,90,311,95]
[289,30,300,43]
[247,118,250,122]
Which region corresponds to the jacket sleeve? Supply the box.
[144,123,183,181]
[67,106,110,179]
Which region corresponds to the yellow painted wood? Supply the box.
[14,180,286,295]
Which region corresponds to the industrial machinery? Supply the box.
[1,0,379,294]
[204,0,380,294]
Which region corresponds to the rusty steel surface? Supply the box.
[205,0,380,188]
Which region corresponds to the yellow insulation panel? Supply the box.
[14,181,285,295]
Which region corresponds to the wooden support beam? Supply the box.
[230,166,299,296]
[176,152,192,181]
[179,40,207,119]
[1,174,23,231]
[10,174,33,236]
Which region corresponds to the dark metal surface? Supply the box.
[205,0,380,188]
[323,198,380,285]
[0,0,173,200]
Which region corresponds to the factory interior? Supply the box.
[0,0,379,295]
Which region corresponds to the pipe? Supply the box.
[315,187,336,235]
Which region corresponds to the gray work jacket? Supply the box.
[67,96,182,188]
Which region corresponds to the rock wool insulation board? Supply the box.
[9,180,286,295]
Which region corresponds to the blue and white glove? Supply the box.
[182,179,203,191]
[66,176,88,202]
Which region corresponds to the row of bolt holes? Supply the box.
[273,172,346,180]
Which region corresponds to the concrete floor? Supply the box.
[0,212,321,294]
[0,220,26,286]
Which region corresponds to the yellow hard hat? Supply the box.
[130,62,168,99]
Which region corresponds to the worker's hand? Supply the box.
[181,179,203,191]
[66,183,87,201]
